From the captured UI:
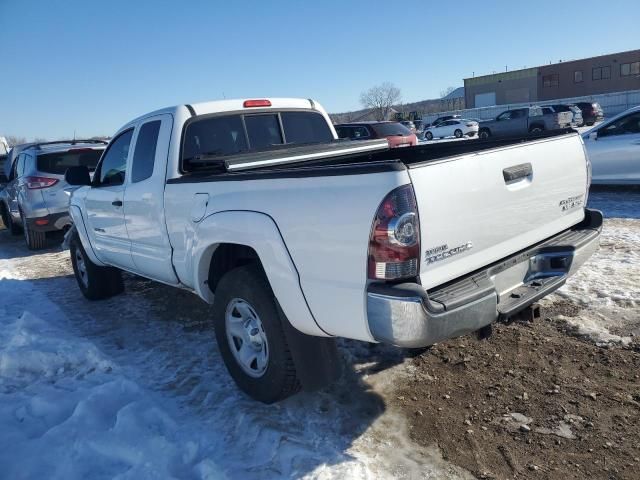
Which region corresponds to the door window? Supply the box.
[95,129,134,186]
[598,112,640,138]
[131,120,161,183]
[497,111,512,121]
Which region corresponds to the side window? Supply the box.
[16,154,25,177]
[599,112,640,138]
[542,107,553,115]
[131,120,161,183]
[353,126,369,138]
[497,111,512,121]
[95,129,134,186]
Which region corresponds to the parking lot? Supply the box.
[1,186,638,479]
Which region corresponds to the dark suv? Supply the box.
[575,102,604,126]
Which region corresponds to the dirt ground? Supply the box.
[391,301,640,480]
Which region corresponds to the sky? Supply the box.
[0,0,638,139]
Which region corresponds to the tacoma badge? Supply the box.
[425,242,473,265]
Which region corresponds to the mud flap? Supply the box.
[277,304,342,392]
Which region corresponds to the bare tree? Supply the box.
[5,135,27,147]
[439,86,456,98]
[360,82,401,121]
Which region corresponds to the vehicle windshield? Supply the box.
[371,123,411,136]
[182,111,334,168]
[36,149,103,174]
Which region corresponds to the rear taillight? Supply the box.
[25,176,58,189]
[368,185,420,281]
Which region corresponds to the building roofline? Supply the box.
[464,48,640,81]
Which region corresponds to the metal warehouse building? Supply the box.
[464,49,640,108]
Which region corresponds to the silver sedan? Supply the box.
[582,106,640,185]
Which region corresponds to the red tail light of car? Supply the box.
[368,185,420,281]
[25,176,58,189]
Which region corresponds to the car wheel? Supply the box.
[586,121,594,126]
[479,129,490,140]
[213,264,301,403]
[529,126,544,135]
[425,131,433,141]
[21,211,46,250]
[70,232,124,300]
[1,205,21,236]
[454,129,463,138]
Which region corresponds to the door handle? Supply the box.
[112,200,123,207]
[503,163,533,183]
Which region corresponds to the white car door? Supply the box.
[84,129,134,267]
[586,111,640,184]
[123,114,180,285]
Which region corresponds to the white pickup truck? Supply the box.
[65,98,602,403]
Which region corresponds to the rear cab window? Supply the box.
[182,110,334,171]
[36,148,104,175]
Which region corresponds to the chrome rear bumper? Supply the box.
[366,209,602,348]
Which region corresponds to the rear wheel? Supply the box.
[454,129,463,138]
[479,129,491,140]
[425,131,433,141]
[529,125,544,135]
[21,212,46,250]
[70,232,124,300]
[213,264,301,403]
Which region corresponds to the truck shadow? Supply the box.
[1,266,395,477]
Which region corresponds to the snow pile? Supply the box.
[545,188,640,345]
[0,310,225,480]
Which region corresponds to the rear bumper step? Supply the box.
[366,208,602,348]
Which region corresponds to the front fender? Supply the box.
[68,204,106,266]
[191,210,328,337]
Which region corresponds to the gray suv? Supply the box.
[0,140,106,249]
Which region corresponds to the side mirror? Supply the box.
[65,166,91,186]
[588,131,598,141]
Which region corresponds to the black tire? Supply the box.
[425,131,433,141]
[479,129,491,140]
[454,129,463,138]
[213,264,301,403]
[586,121,595,126]
[21,212,46,250]
[70,232,124,300]
[529,125,544,135]
[1,204,22,236]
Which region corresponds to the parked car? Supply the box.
[478,106,572,140]
[582,105,640,185]
[336,121,417,148]
[575,102,604,126]
[64,97,600,403]
[542,104,584,127]
[430,115,462,127]
[0,140,106,248]
[0,153,8,190]
[424,119,479,140]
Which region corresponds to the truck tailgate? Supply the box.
[408,134,588,289]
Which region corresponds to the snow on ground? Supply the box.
[0,186,636,479]
[542,187,640,344]
[0,232,468,479]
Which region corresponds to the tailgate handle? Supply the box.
[503,163,532,183]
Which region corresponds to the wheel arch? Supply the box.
[192,210,328,337]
